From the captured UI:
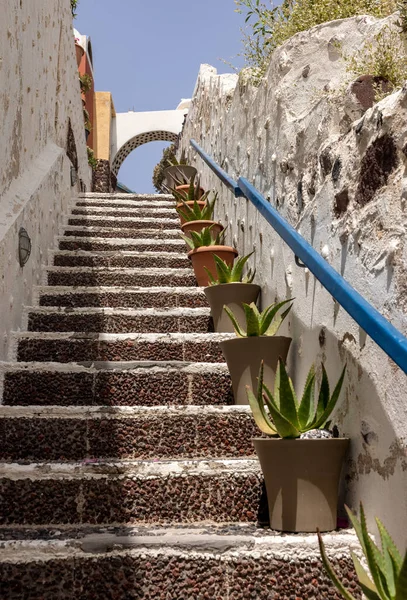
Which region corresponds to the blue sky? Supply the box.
[75,0,245,192]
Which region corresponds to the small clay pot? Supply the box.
[254,438,349,532]
[181,220,224,240]
[175,184,205,199]
[177,201,207,225]
[188,245,238,287]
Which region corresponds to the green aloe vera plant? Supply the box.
[177,193,218,223]
[318,503,407,600]
[181,226,225,250]
[205,252,256,285]
[224,300,292,337]
[172,174,209,203]
[247,358,346,438]
[166,149,188,167]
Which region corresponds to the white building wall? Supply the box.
[180,14,407,549]
[0,0,90,359]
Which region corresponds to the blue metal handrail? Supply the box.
[190,138,407,375]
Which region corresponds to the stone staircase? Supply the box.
[0,194,359,599]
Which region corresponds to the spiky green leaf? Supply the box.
[261,299,293,335]
[244,303,261,336]
[180,233,195,250]
[297,365,316,430]
[204,267,217,285]
[224,305,246,337]
[311,364,346,430]
[395,551,407,600]
[213,254,232,284]
[318,531,359,600]
[247,387,277,435]
[351,553,381,600]
[262,382,300,438]
[274,359,300,430]
[359,504,390,600]
[314,363,331,424]
[230,252,254,282]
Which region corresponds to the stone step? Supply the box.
[0,459,263,526]
[45,266,196,288]
[66,215,180,230]
[26,307,212,334]
[76,197,175,208]
[36,285,207,309]
[0,406,256,461]
[58,234,184,252]
[71,206,177,219]
[1,361,232,406]
[51,250,190,269]
[14,332,232,363]
[62,226,181,240]
[78,193,174,203]
[0,525,359,600]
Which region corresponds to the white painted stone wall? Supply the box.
[0,0,91,359]
[180,14,407,549]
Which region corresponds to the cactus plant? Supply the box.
[205,252,256,285]
[177,193,218,223]
[181,226,225,250]
[224,300,292,337]
[318,503,407,599]
[247,358,346,438]
[172,173,208,203]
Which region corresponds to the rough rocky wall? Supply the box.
[0,0,91,359]
[180,14,407,549]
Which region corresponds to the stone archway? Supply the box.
[111,130,179,176]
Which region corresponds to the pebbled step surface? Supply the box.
[0,406,257,461]
[1,362,233,407]
[59,235,184,251]
[52,250,190,269]
[62,227,181,240]
[46,267,196,288]
[67,216,180,230]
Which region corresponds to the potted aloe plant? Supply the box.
[179,193,223,239]
[318,503,407,599]
[172,174,207,224]
[181,226,238,287]
[203,252,261,333]
[163,150,197,190]
[220,301,292,405]
[248,359,348,532]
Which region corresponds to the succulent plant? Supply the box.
[166,149,188,167]
[172,173,208,203]
[318,503,407,600]
[247,358,346,438]
[181,226,225,250]
[224,300,292,337]
[177,193,218,223]
[205,252,256,285]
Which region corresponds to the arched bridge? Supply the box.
[111,105,189,176]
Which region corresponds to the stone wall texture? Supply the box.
[0,0,91,359]
[180,14,407,550]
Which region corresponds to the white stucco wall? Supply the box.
[180,14,407,549]
[0,0,90,359]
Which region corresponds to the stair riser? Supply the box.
[28,314,212,334]
[67,218,180,230]
[59,239,183,251]
[3,369,232,406]
[47,272,196,288]
[72,209,176,218]
[39,291,207,309]
[0,555,356,600]
[63,229,180,239]
[53,255,189,268]
[1,473,262,525]
[1,415,257,461]
[17,339,225,363]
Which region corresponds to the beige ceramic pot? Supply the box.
[220,336,291,405]
[188,245,238,287]
[253,438,349,532]
[204,283,261,333]
[181,220,224,240]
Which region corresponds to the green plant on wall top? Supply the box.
[71,0,78,17]
[247,358,346,438]
[234,0,397,78]
[205,252,256,285]
[79,73,92,94]
[225,300,292,337]
[318,503,407,599]
[87,147,97,170]
[152,144,177,193]
[346,25,407,101]
[181,226,225,249]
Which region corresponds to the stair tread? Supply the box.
[0,405,250,417]
[26,306,210,316]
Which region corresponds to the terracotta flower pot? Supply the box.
[188,245,238,287]
[253,438,349,532]
[220,336,291,405]
[164,165,197,190]
[181,220,223,240]
[204,283,261,333]
[175,184,205,199]
[75,43,84,67]
[177,202,207,225]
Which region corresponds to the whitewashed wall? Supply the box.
[0,0,90,359]
[180,14,407,549]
